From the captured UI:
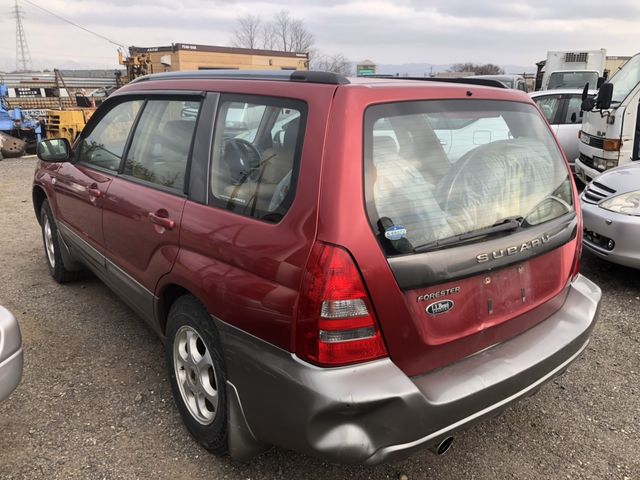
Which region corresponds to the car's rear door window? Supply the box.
[532,94,561,123]
[209,95,307,222]
[364,100,573,256]
[76,100,143,172]
[122,98,201,193]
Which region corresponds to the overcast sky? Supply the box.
[1,0,639,72]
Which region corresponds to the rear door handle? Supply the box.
[148,209,175,230]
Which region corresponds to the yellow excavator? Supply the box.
[45,50,151,144]
[118,49,154,82]
[45,50,152,143]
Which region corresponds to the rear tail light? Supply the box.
[571,235,582,281]
[296,242,388,366]
[572,215,583,282]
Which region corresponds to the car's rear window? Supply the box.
[364,99,574,256]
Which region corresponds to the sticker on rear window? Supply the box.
[384,226,407,241]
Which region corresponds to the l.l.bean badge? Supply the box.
[384,225,407,241]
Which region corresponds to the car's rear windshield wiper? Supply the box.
[413,217,522,254]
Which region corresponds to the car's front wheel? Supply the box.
[40,200,79,283]
[166,295,229,455]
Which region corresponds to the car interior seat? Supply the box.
[259,118,300,213]
[224,118,301,218]
[393,116,451,185]
[371,133,454,247]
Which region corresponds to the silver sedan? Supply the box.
[581,163,640,268]
[0,305,22,402]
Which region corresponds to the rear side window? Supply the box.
[77,100,143,171]
[533,95,560,123]
[209,95,306,222]
[364,100,573,256]
[123,99,201,192]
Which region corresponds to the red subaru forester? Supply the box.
[33,70,601,464]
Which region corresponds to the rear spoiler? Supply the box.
[368,76,507,89]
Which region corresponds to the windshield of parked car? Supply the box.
[364,100,574,256]
[609,54,640,104]
[548,71,598,90]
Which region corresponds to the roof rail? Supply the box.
[368,75,507,89]
[131,70,350,85]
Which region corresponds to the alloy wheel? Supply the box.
[173,325,219,425]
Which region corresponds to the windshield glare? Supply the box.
[364,100,573,256]
[609,54,640,104]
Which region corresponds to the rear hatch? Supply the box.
[363,98,579,376]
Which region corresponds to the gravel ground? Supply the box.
[0,156,638,480]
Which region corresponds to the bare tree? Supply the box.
[288,18,314,53]
[230,10,314,53]
[261,22,276,50]
[273,10,291,52]
[310,51,353,75]
[449,63,505,75]
[230,15,262,49]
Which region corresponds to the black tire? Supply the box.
[40,200,80,283]
[165,295,229,455]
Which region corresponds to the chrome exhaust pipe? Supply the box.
[429,436,454,455]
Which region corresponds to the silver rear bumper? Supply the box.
[218,274,601,464]
[0,305,23,402]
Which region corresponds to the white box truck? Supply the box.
[541,49,607,90]
[574,52,640,183]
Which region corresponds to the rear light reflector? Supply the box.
[319,327,376,343]
[296,242,388,366]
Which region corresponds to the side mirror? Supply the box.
[581,83,595,111]
[596,83,614,110]
[597,76,606,89]
[37,138,73,163]
[581,83,590,101]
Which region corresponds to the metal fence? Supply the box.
[0,70,123,89]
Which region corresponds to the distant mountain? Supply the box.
[374,62,536,76]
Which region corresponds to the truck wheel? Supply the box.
[166,295,229,455]
[40,200,79,283]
